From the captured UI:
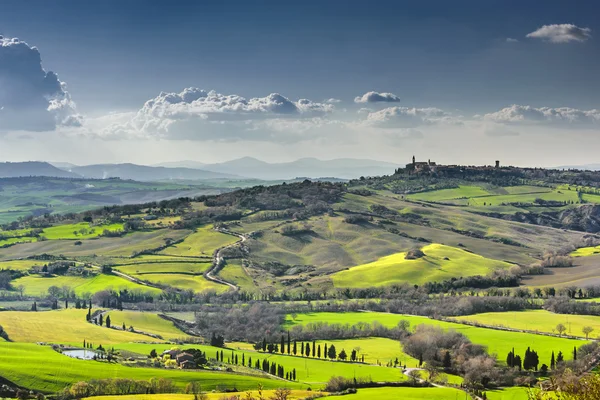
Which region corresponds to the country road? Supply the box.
[203,227,247,291]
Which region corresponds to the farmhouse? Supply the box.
[176,352,195,367]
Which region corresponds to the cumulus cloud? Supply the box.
[101,88,336,142]
[325,98,341,104]
[0,36,81,131]
[362,106,461,128]
[483,105,600,126]
[354,91,401,104]
[526,24,592,43]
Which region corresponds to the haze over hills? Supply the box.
[156,157,402,180]
[0,162,80,179]
[555,164,600,171]
[64,163,241,181]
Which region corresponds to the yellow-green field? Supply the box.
[83,391,315,400]
[41,222,125,240]
[132,273,227,293]
[217,260,256,291]
[0,309,168,344]
[11,273,162,296]
[571,245,600,257]
[407,185,491,202]
[0,342,301,393]
[159,225,238,257]
[230,337,418,365]
[452,310,600,338]
[114,261,212,275]
[332,244,512,287]
[329,386,466,399]
[0,259,47,271]
[285,312,587,365]
[99,310,187,340]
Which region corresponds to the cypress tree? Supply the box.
[557,351,564,364]
[550,351,555,369]
[287,331,291,354]
[306,342,311,357]
[573,346,577,361]
[262,338,267,352]
[242,353,245,366]
[301,342,305,356]
[312,341,316,358]
[293,340,297,355]
[318,344,321,358]
[281,335,285,354]
[105,315,111,328]
[324,344,328,359]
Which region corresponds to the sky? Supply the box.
[0,0,598,167]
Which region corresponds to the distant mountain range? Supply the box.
[153,157,401,180]
[0,157,400,181]
[554,164,600,171]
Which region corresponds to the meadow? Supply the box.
[0,342,301,393]
[159,225,238,257]
[132,273,227,293]
[329,386,466,399]
[284,312,587,365]
[114,261,212,275]
[332,243,512,287]
[452,310,600,338]
[82,391,315,400]
[114,342,408,386]
[11,273,162,296]
[0,309,171,344]
[571,244,600,257]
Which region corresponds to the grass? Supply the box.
[133,273,228,293]
[0,259,47,271]
[332,244,512,287]
[571,245,600,257]
[284,312,587,365]
[329,387,466,399]
[485,387,555,400]
[115,262,212,275]
[12,273,162,297]
[99,310,187,340]
[218,260,256,292]
[115,342,408,386]
[407,185,491,202]
[0,309,167,344]
[0,342,301,393]
[451,310,600,338]
[83,391,315,400]
[159,225,238,257]
[41,222,124,240]
[229,337,418,366]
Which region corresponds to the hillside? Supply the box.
[0,162,80,178]
[67,163,241,181]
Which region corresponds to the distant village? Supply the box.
[397,156,501,175]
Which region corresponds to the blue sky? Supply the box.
[0,0,598,166]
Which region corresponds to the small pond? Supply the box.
[62,349,97,360]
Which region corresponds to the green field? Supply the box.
[217,260,256,291]
[332,243,512,287]
[0,342,300,393]
[115,342,407,386]
[0,309,168,344]
[329,386,466,399]
[230,337,418,366]
[12,273,162,296]
[133,273,227,293]
[41,222,124,240]
[571,245,600,257]
[0,259,47,271]
[159,225,238,257]
[115,261,212,275]
[452,310,600,338]
[285,312,586,365]
[407,185,491,202]
[82,391,315,400]
[99,310,187,340]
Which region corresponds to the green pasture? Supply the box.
[115,342,407,386]
[82,391,315,400]
[159,225,238,257]
[0,309,167,344]
[453,310,600,338]
[133,273,228,293]
[41,222,124,240]
[114,261,211,275]
[0,259,47,271]
[100,310,187,340]
[571,245,600,257]
[284,312,587,365]
[12,273,162,296]
[329,386,466,399]
[407,185,491,202]
[217,260,256,291]
[0,342,300,393]
[229,337,418,366]
[332,243,512,287]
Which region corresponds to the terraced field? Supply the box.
[332,243,513,287]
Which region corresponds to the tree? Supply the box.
[407,369,421,385]
[324,344,328,359]
[105,315,111,328]
[305,342,311,358]
[312,341,316,358]
[425,362,438,381]
[556,323,567,336]
[338,349,347,361]
[574,346,577,361]
[271,388,291,400]
[557,351,564,364]
[350,349,357,362]
[31,301,37,312]
[281,335,285,354]
[583,326,594,340]
[150,349,157,358]
[443,351,451,369]
[507,349,515,368]
[513,355,522,371]
[301,342,304,356]
[550,351,555,370]
[287,331,291,355]
[328,344,336,360]
[318,344,322,358]
[293,340,297,355]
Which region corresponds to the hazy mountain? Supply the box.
[554,164,600,171]
[49,161,79,170]
[0,162,80,178]
[152,160,207,169]
[198,157,401,180]
[69,163,241,181]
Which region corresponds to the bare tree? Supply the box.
[582,326,594,340]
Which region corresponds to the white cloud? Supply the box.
[506,38,519,43]
[526,24,592,43]
[483,105,600,126]
[362,106,462,128]
[325,98,341,104]
[100,88,336,142]
[354,91,401,103]
[0,36,81,131]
